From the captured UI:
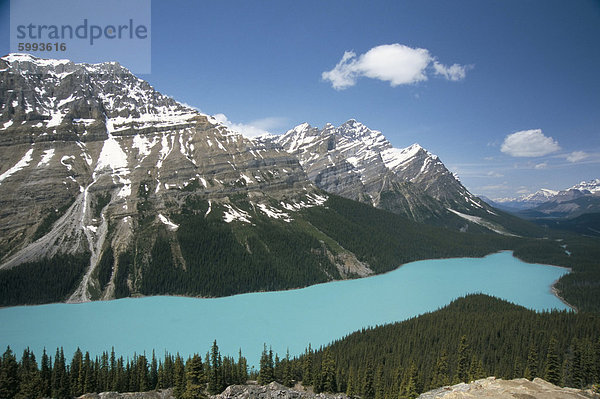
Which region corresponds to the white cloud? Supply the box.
[566,151,588,163]
[534,162,547,170]
[212,114,287,138]
[322,43,469,90]
[500,129,561,157]
[433,61,468,81]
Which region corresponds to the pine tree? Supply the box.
[0,347,20,399]
[302,345,313,387]
[320,349,336,393]
[454,335,469,383]
[524,344,538,380]
[569,338,583,388]
[236,350,248,385]
[208,341,223,394]
[580,339,595,387]
[374,365,384,399]
[109,348,117,391]
[361,362,375,399]
[40,348,52,398]
[16,348,42,399]
[184,354,205,399]
[402,362,419,399]
[137,354,149,392]
[70,348,84,396]
[431,349,450,387]
[83,351,94,393]
[468,355,485,381]
[282,349,293,387]
[51,347,70,399]
[258,345,274,385]
[150,350,159,390]
[174,354,186,399]
[544,336,561,385]
[346,369,356,397]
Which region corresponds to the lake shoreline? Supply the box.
[0,250,573,309]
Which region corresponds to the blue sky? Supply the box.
[1,0,599,198]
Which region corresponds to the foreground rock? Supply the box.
[213,382,348,399]
[418,377,599,398]
[79,389,174,399]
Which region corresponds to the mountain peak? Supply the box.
[570,178,600,193]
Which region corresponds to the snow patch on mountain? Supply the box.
[0,148,34,184]
[158,214,179,231]
[37,148,55,167]
[223,204,252,224]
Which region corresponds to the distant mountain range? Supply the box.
[483,179,600,218]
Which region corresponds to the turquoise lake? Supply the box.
[0,251,570,366]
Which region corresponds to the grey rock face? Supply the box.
[259,119,492,225]
[0,54,321,301]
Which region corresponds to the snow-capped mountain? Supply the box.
[569,179,600,194]
[0,54,524,305]
[0,54,338,302]
[258,119,494,225]
[489,179,600,217]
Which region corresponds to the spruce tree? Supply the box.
[174,355,186,399]
[258,345,274,385]
[346,369,356,397]
[83,351,94,393]
[109,348,117,391]
[150,351,159,390]
[431,349,449,387]
[70,348,83,396]
[40,348,52,398]
[237,350,248,385]
[524,344,538,380]
[51,347,70,399]
[544,336,561,385]
[320,349,336,393]
[402,362,419,399]
[282,349,293,387]
[468,356,485,381]
[208,341,223,394]
[361,362,375,399]
[454,335,469,383]
[184,354,205,399]
[302,345,313,387]
[137,354,149,392]
[0,347,19,399]
[16,348,42,399]
[374,365,384,399]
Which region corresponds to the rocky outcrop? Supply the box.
[213,382,348,399]
[418,377,599,398]
[79,389,174,399]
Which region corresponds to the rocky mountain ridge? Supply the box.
[0,54,525,305]
[0,53,331,302]
[256,119,509,232]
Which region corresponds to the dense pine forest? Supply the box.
[2,295,599,398]
[1,195,599,311]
